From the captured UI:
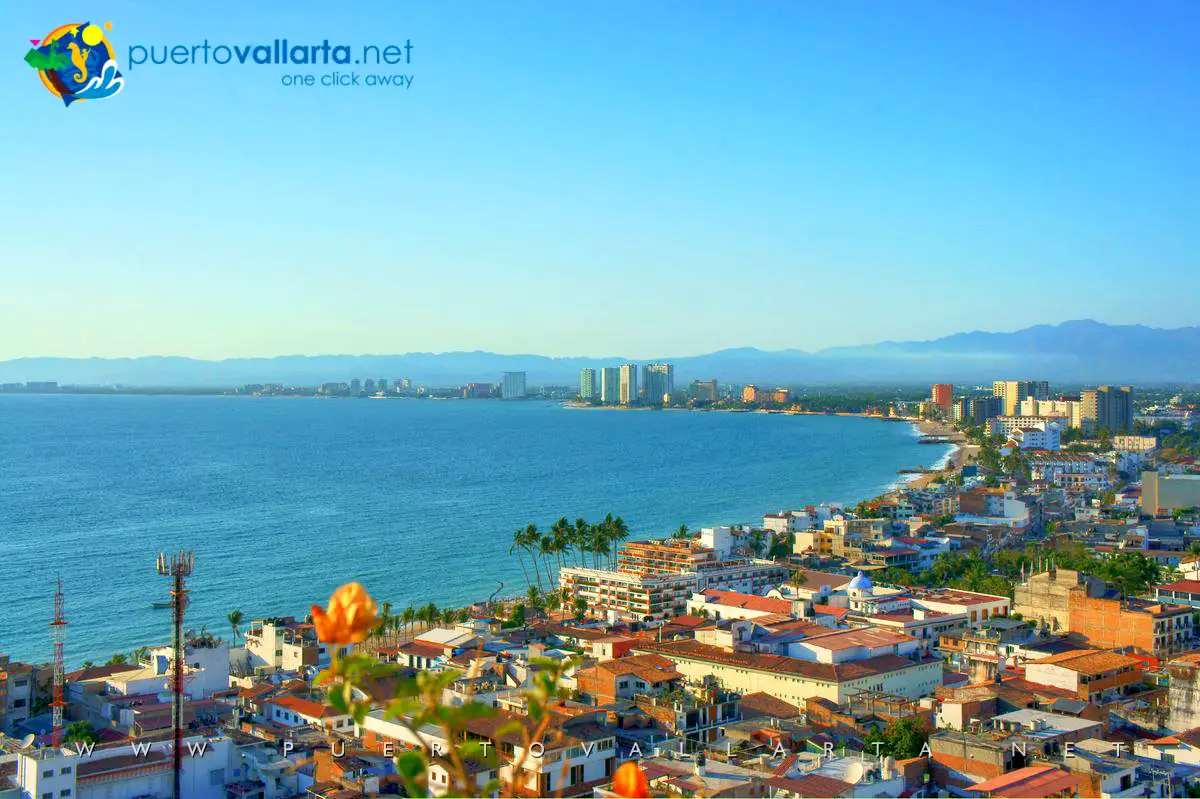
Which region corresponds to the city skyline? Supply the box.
[4,2,1199,360]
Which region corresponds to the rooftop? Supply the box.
[699,589,792,615]
[1157,580,1200,594]
[991,708,1103,734]
[1028,649,1140,675]
[268,694,342,719]
[970,765,1080,797]
[636,638,934,683]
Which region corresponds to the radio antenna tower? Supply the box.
[50,577,67,747]
[157,550,195,799]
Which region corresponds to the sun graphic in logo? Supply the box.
[24,21,124,106]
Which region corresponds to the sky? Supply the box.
[2,1,1198,360]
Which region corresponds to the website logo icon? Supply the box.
[25,21,124,107]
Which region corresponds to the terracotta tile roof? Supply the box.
[268,694,342,719]
[397,641,445,660]
[798,627,916,651]
[595,653,682,684]
[700,589,792,615]
[67,664,142,682]
[764,774,854,797]
[739,692,801,719]
[1029,649,1140,675]
[970,765,1080,797]
[76,750,170,780]
[812,604,850,620]
[1157,580,1200,594]
[636,638,934,683]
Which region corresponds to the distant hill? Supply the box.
[2,320,1197,387]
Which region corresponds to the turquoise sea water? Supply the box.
[0,395,950,664]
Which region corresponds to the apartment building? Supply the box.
[992,380,1050,416]
[1014,568,1193,657]
[634,638,943,704]
[244,617,349,673]
[1023,649,1143,703]
[1142,471,1200,516]
[1081,385,1134,433]
[579,368,597,400]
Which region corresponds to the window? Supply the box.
[42,770,53,778]
[60,767,72,775]
[60,792,71,798]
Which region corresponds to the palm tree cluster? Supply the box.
[509,514,631,592]
[368,601,472,647]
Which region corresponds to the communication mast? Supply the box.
[49,577,67,747]
[157,550,195,799]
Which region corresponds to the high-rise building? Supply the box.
[618,364,639,405]
[690,379,719,404]
[956,396,1004,424]
[992,380,1050,416]
[350,378,362,395]
[600,367,621,404]
[502,371,527,400]
[931,383,953,412]
[579,369,597,401]
[377,379,388,394]
[1081,385,1134,433]
[642,363,674,406]
[1019,396,1083,429]
[364,379,376,394]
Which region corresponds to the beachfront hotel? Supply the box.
[561,528,788,621]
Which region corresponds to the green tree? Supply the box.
[504,603,527,629]
[227,609,244,644]
[63,720,98,745]
[863,718,930,759]
[106,653,128,665]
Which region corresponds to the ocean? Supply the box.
[0,395,950,664]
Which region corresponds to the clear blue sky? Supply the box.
[3,1,1198,360]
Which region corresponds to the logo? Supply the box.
[24,21,123,106]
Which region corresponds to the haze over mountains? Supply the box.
[3,321,1198,387]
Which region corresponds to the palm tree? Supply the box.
[526,584,544,611]
[539,533,558,588]
[523,524,545,589]
[227,609,244,644]
[402,605,415,638]
[609,516,630,568]
[789,568,809,596]
[377,602,394,645]
[552,517,573,572]
[441,607,457,627]
[573,519,591,567]
[673,524,690,540]
[511,529,533,592]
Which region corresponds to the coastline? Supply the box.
[907,419,973,488]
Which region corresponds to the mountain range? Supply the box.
[2,321,1198,387]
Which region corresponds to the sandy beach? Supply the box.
[907,420,975,488]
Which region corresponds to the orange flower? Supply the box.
[612,761,650,798]
[311,582,379,645]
